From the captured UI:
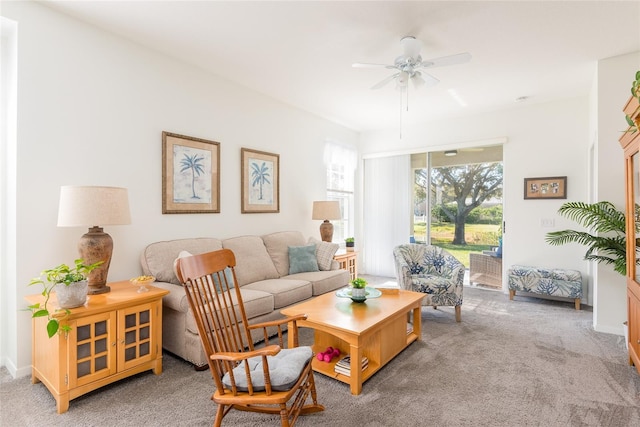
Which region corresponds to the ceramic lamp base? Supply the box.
[78,226,113,295]
[319,220,334,242]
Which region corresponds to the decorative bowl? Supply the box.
[335,286,382,303]
[130,275,155,293]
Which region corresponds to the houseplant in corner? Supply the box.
[545,200,640,348]
[27,258,103,337]
[544,201,637,276]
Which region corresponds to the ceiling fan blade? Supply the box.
[371,73,399,90]
[421,72,440,87]
[352,62,396,69]
[419,52,472,69]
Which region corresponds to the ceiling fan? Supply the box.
[353,36,471,90]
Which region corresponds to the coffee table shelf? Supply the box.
[282,289,424,395]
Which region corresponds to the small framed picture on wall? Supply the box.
[241,148,280,213]
[162,131,220,214]
[524,176,567,200]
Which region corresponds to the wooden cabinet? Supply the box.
[334,250,358,280]
[25,281,169,413]
[620,92,640,375]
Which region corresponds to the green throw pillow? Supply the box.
[288,244,319,274]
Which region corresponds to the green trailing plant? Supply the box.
[27,259,103,338]
[350,277,367,289]
[631,70,640,100]
[545,201,639,276]
[624,71,640,133]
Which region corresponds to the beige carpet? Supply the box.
[2,286,639,426]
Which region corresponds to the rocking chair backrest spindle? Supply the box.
[176,249,253,392]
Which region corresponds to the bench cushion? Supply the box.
[508,265,582,299]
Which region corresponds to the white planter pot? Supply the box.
[55,280,88,309]
[623,321,629,350]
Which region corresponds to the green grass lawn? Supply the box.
[413,222,500,267]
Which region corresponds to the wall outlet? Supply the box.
[540,218,555,227]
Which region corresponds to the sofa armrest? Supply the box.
[152,281,189,313]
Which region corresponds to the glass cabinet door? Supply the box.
[633,152,640,283]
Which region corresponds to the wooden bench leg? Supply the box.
[575,298,581,310]
[455,305,461,322]
[509,289,515,300]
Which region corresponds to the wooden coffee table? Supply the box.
[281,289,424,395]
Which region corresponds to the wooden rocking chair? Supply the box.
[175,249,324,427]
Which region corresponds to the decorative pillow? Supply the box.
[172,250,194,282]
[308,237,339,271]
[172,250,234,292]
[212,267,235,292]
[288,245,319,274]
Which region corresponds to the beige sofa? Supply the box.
[140,230,350,367]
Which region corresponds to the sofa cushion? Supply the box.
[242,278,313,309]
[141,238,223,285]
[222,235,279,286]
[262,231,306,277]
[284,269,350,296]
[288,245,319,274]
[185,288,274,335]
[308,237,339,271]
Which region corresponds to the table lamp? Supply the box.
[57,186,131,295]
[312,201,341,242]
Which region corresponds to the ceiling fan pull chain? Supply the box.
[399,89,403,139]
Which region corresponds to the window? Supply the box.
[324,141,356,244]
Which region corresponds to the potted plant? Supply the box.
[545,201,638,276]
[345,237,355,251]
[623,71,640,135]
[350,277,367,301]
[27,258,103,338]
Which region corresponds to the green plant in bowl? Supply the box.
[27,259,103,337]
[350,277,367,288]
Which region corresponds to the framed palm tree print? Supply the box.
[162,131,220,214]
[241,148,279,213]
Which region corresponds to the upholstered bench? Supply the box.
[507,265,582,310]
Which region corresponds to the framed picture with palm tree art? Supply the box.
[162,131,220,214]
[241,148,279,213]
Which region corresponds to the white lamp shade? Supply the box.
[312,201,341,220]
[57,186,131,227]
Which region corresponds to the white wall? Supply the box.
[360,97,591,305]
[594,52,640,334]
[1,2,357,376]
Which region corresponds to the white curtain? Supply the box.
[363,155,411,277]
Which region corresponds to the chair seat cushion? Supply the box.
[222,346,313,392]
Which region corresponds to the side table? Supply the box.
[25,281,169,413]
[334,250,358,280]
[469,252,502,289]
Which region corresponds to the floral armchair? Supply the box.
[393,244,464,322]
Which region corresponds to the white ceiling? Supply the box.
[43,1,640,132]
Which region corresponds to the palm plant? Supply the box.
[545,201,638,276]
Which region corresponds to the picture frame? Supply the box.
[162,131,220,214]
[524,176,567,200]
[241,148,279,213]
